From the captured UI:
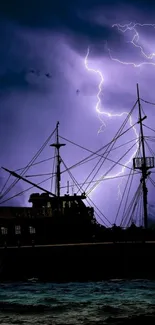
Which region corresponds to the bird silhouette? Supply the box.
[45,73,51,78]
[29,70,35,74]
[29,70,52,78]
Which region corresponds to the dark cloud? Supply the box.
[0,0,153,29]
[0,70,29,91]
[0,0,153,78]
[0,0,153,55]
[0,70,53,93]
[0,19,54,93]
[0,0,111,28]
[0,0,155,218]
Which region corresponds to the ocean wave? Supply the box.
[98,305,124,315]
[0,310,155,325]
[0,281,155,325]
[39,297,60,303]
[75,314,155,325]
[0,300,92,314]
[106,314,155,325]
[0,302,50,313]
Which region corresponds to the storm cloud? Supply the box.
[0,0,155,224]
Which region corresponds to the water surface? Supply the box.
[0,280,155,324]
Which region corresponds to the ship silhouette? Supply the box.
[0,84,155,281]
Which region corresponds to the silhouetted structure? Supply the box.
[0,84,155,282]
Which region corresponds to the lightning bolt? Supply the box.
[84,48,139,196]
[109,23,155,67]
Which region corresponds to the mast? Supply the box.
[50,122,65,198]
[136,83,148,229]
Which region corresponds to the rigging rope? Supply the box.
[144,139,155,157]
[59,101,138,178]
[60,171,141,189]
[81,102,138,194]
[61,158,111,227]
[140,98,155,106]
[15,156,56,173]
[61,158,109,226]
[87,140,139,196]
[51,147,56,193]
[136,192,143,227]
[60,138,138,176]
[0,173,11,196]
[143,124,155,134]
[126,185,142,227]
[0,127,57,200]
[115,168,134,225]
[118,137,142,226]
[122,183,142,228]
[119,136,142,227]
[0,175,53,205]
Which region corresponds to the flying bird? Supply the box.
[29,69,40,76]
[29,70,52,78]
[29,70,35,74]
[45,73,52,78]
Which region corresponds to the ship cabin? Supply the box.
[29,192,94,218]
[0,192,95,247]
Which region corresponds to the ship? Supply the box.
[0,83,155,282]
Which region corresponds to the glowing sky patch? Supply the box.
[0,1,155,224]
[109,23,155,67]
[84,47,139,196]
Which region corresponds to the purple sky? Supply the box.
[0,0,155,226]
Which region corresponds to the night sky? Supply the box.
[1,0,155,225]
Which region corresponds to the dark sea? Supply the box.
[0,280,155,325]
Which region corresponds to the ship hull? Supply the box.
[0,242,155,282]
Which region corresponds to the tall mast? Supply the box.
[50,122,65,198]
[136,83,148,229]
